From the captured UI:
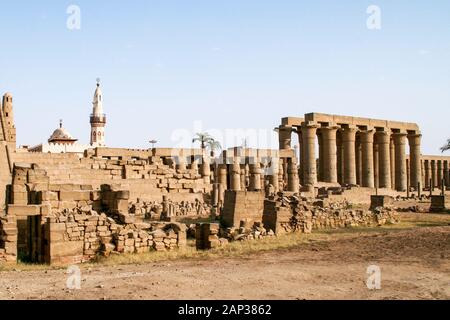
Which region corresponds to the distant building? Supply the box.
[28,120,90,154]
[28,81,107,154]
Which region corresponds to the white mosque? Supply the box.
[28,81,107,154]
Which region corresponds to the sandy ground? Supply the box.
[1,213,449,300]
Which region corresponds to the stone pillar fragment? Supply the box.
[249,160,262,191]
[269,157,280,192]
[287,159,299,192]
[230,160,241,191]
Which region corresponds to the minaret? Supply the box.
[1,93,17,149]
[90,79,106,147]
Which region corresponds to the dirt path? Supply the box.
[1,223,449,300]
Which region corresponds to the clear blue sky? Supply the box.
[0,0,449,154]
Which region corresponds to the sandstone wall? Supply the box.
[11,149,211,203]
[221,191,265,228]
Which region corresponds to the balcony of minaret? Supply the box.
[90,113,107,124]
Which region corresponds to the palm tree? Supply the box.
[441,139,450,153]
[192,132,222,157]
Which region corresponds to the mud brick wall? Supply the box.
[221,191,265,228]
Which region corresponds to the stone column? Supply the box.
[217,164,228,203]
[240,165,247,191]
[341,125,358,186]
[444,161,450,188]
[278,159,285,191]
[390,139,396,189]
[249,160,262,191]
[230,160,241,191]
[177,153,187,171]
[269,158,280,192]
[321,124,339,183]
[287,158,299,192]
[200,159,211,185]
[437,160,443,188]
[301,121,320,187]
[376,130,391,189]
[297,129,304,185]
[408,133,422,190]
[317,133,324,182]
[373,143,379,188]
[431,160,437,189]
[356,138,362,186]
[278,125,292,150]
[421,159,425,188]
[337,134,344,185]
[424,160,430,189]
[360,129,375,188]
[393,132,407,192]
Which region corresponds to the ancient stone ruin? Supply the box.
[1,90,449,264]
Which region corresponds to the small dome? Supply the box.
[48,122,78,143]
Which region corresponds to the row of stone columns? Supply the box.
[279,122,423,192]
[423,159,450,189]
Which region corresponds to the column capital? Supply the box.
[407,132,422,145]
[340,124,358,132]
[375,129,391,144]
[321,123,340,131]
[359,129,375,143]
[301,121,320,129]
[392,131,408,144]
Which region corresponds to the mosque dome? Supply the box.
[48,120,78,144]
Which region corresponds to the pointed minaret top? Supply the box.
[92,79,103,115]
